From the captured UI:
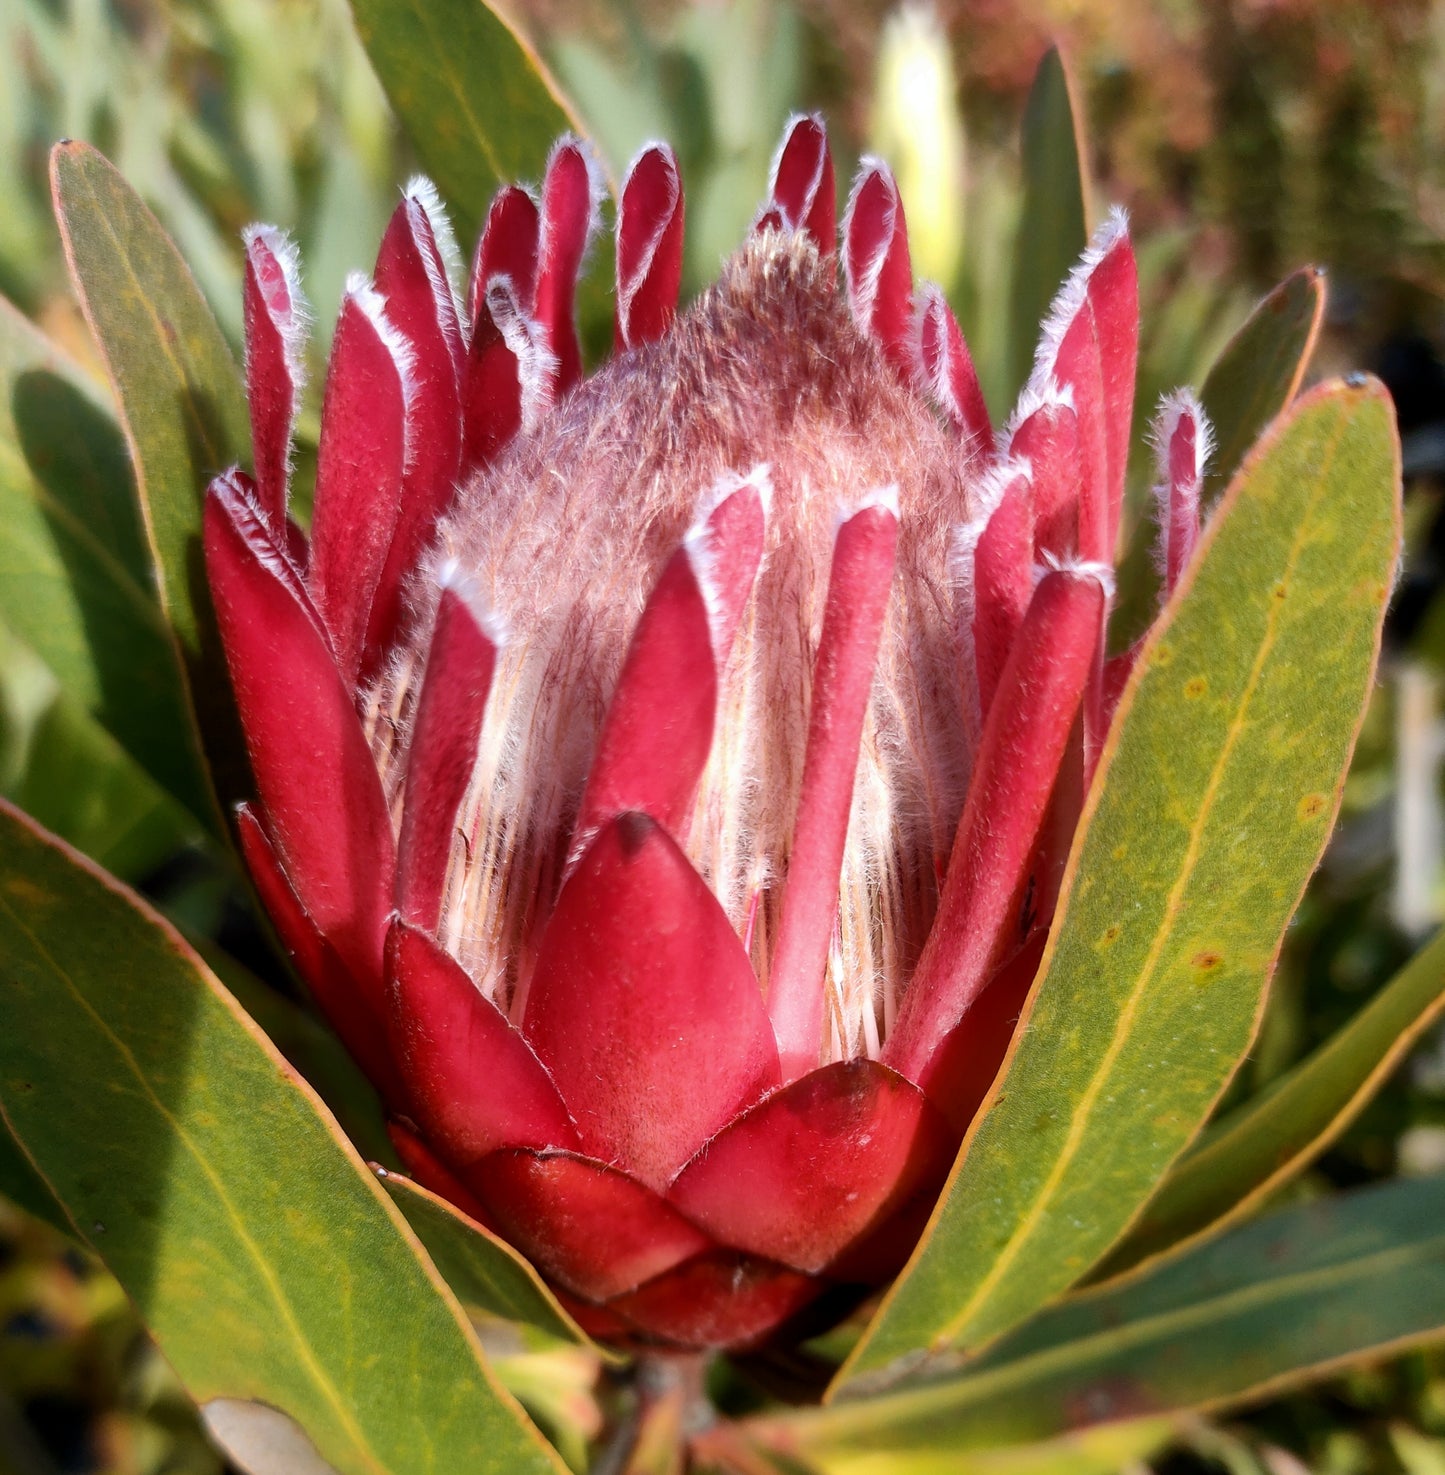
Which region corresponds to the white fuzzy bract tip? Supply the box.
[842,156,901,329]
[403,175,467,321]
[1025,205,1132,398]
[1035,549,1117,598]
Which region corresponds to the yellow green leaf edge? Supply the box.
[379,1168,618,1359]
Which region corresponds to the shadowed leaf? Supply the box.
[50,142,252,831]
[380,1171,598,1349]
[346,0,586,243]
[1006,48,1087,404]
[1200,266,1325,501]
[0,297,217,831]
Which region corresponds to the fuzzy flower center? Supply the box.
[372,230,978,1063]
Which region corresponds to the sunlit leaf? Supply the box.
[1097,923,1445,1279]
[837,377,1401,1388]
[346,0,587,242]
[772,1175,1445,1459]
[0,799,566,1475]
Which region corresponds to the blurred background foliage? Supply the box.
[4,0,1445,1471]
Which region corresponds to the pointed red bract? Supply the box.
[1151,390,1208,597]
[917,285,993,456]
[572,480,764,856]
[1009,396,1081,559]
[236,804,397,1097]
[470,185,540,332]
[885,565,1107,1091]
[525,814,781,1190]
[1030,216,1139,562]
[616,145,684,350]
[669,1060,953,1273]
[767,114,836,254]
[604,1252,818,1351]
[971,477,1035,718]
[844,162,913,373]
[367,185,466,664]
[396,584,498,931]
[386,921,578,1163]
[471,1149,714,1300]
[241,226,306,527]
[307,278,412,684]
[462,276,549,471]
[906,931,1045,1136]
[534,138,596,394]
[768,499,898,1079]
[206,477,396,994]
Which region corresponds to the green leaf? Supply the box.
[346,0,589,242]
[10,692,195,880]
[50,142,252,831]
[189,936,395,1169]
[380,1171,597,1350]
[0,1113,68,1234]
[0,298,217,831]
[1199,266,1325,502]
[1006,47,1087,404]
[1096,923,1445,1280]
[837,377,1401,1389]
[789,1175,1445,1459]
[0,799,566,1475]
[717,1413,1174,1475]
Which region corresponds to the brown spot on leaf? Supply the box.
[1297,792,1327,820]
[1191,950,1223,973]
[1184,676,1207,699]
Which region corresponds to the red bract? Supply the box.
[206,118,1205,1351]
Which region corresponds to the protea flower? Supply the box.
[205,116,1206,1352]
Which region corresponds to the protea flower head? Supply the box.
[205,116,1208,1351]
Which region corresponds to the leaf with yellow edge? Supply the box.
[0,799,565,1475]
[759,1175,1445,1463]
[379,1169,603,1352]
[836,377,1401,1390]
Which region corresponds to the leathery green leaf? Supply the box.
[379,1169,598,1351]
[779,1176,1445,1458]
[0,298,216,830]
[346,0,588,243]
[1006,47,1087,403]
[1200,266,1325,502]
[712,1414,1175,1475]
[0,800,565,1475]
[1096,923,1445,1280]
[837,377,1401,1389]
[50,142,251,829]
[0,1113,68,1233]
